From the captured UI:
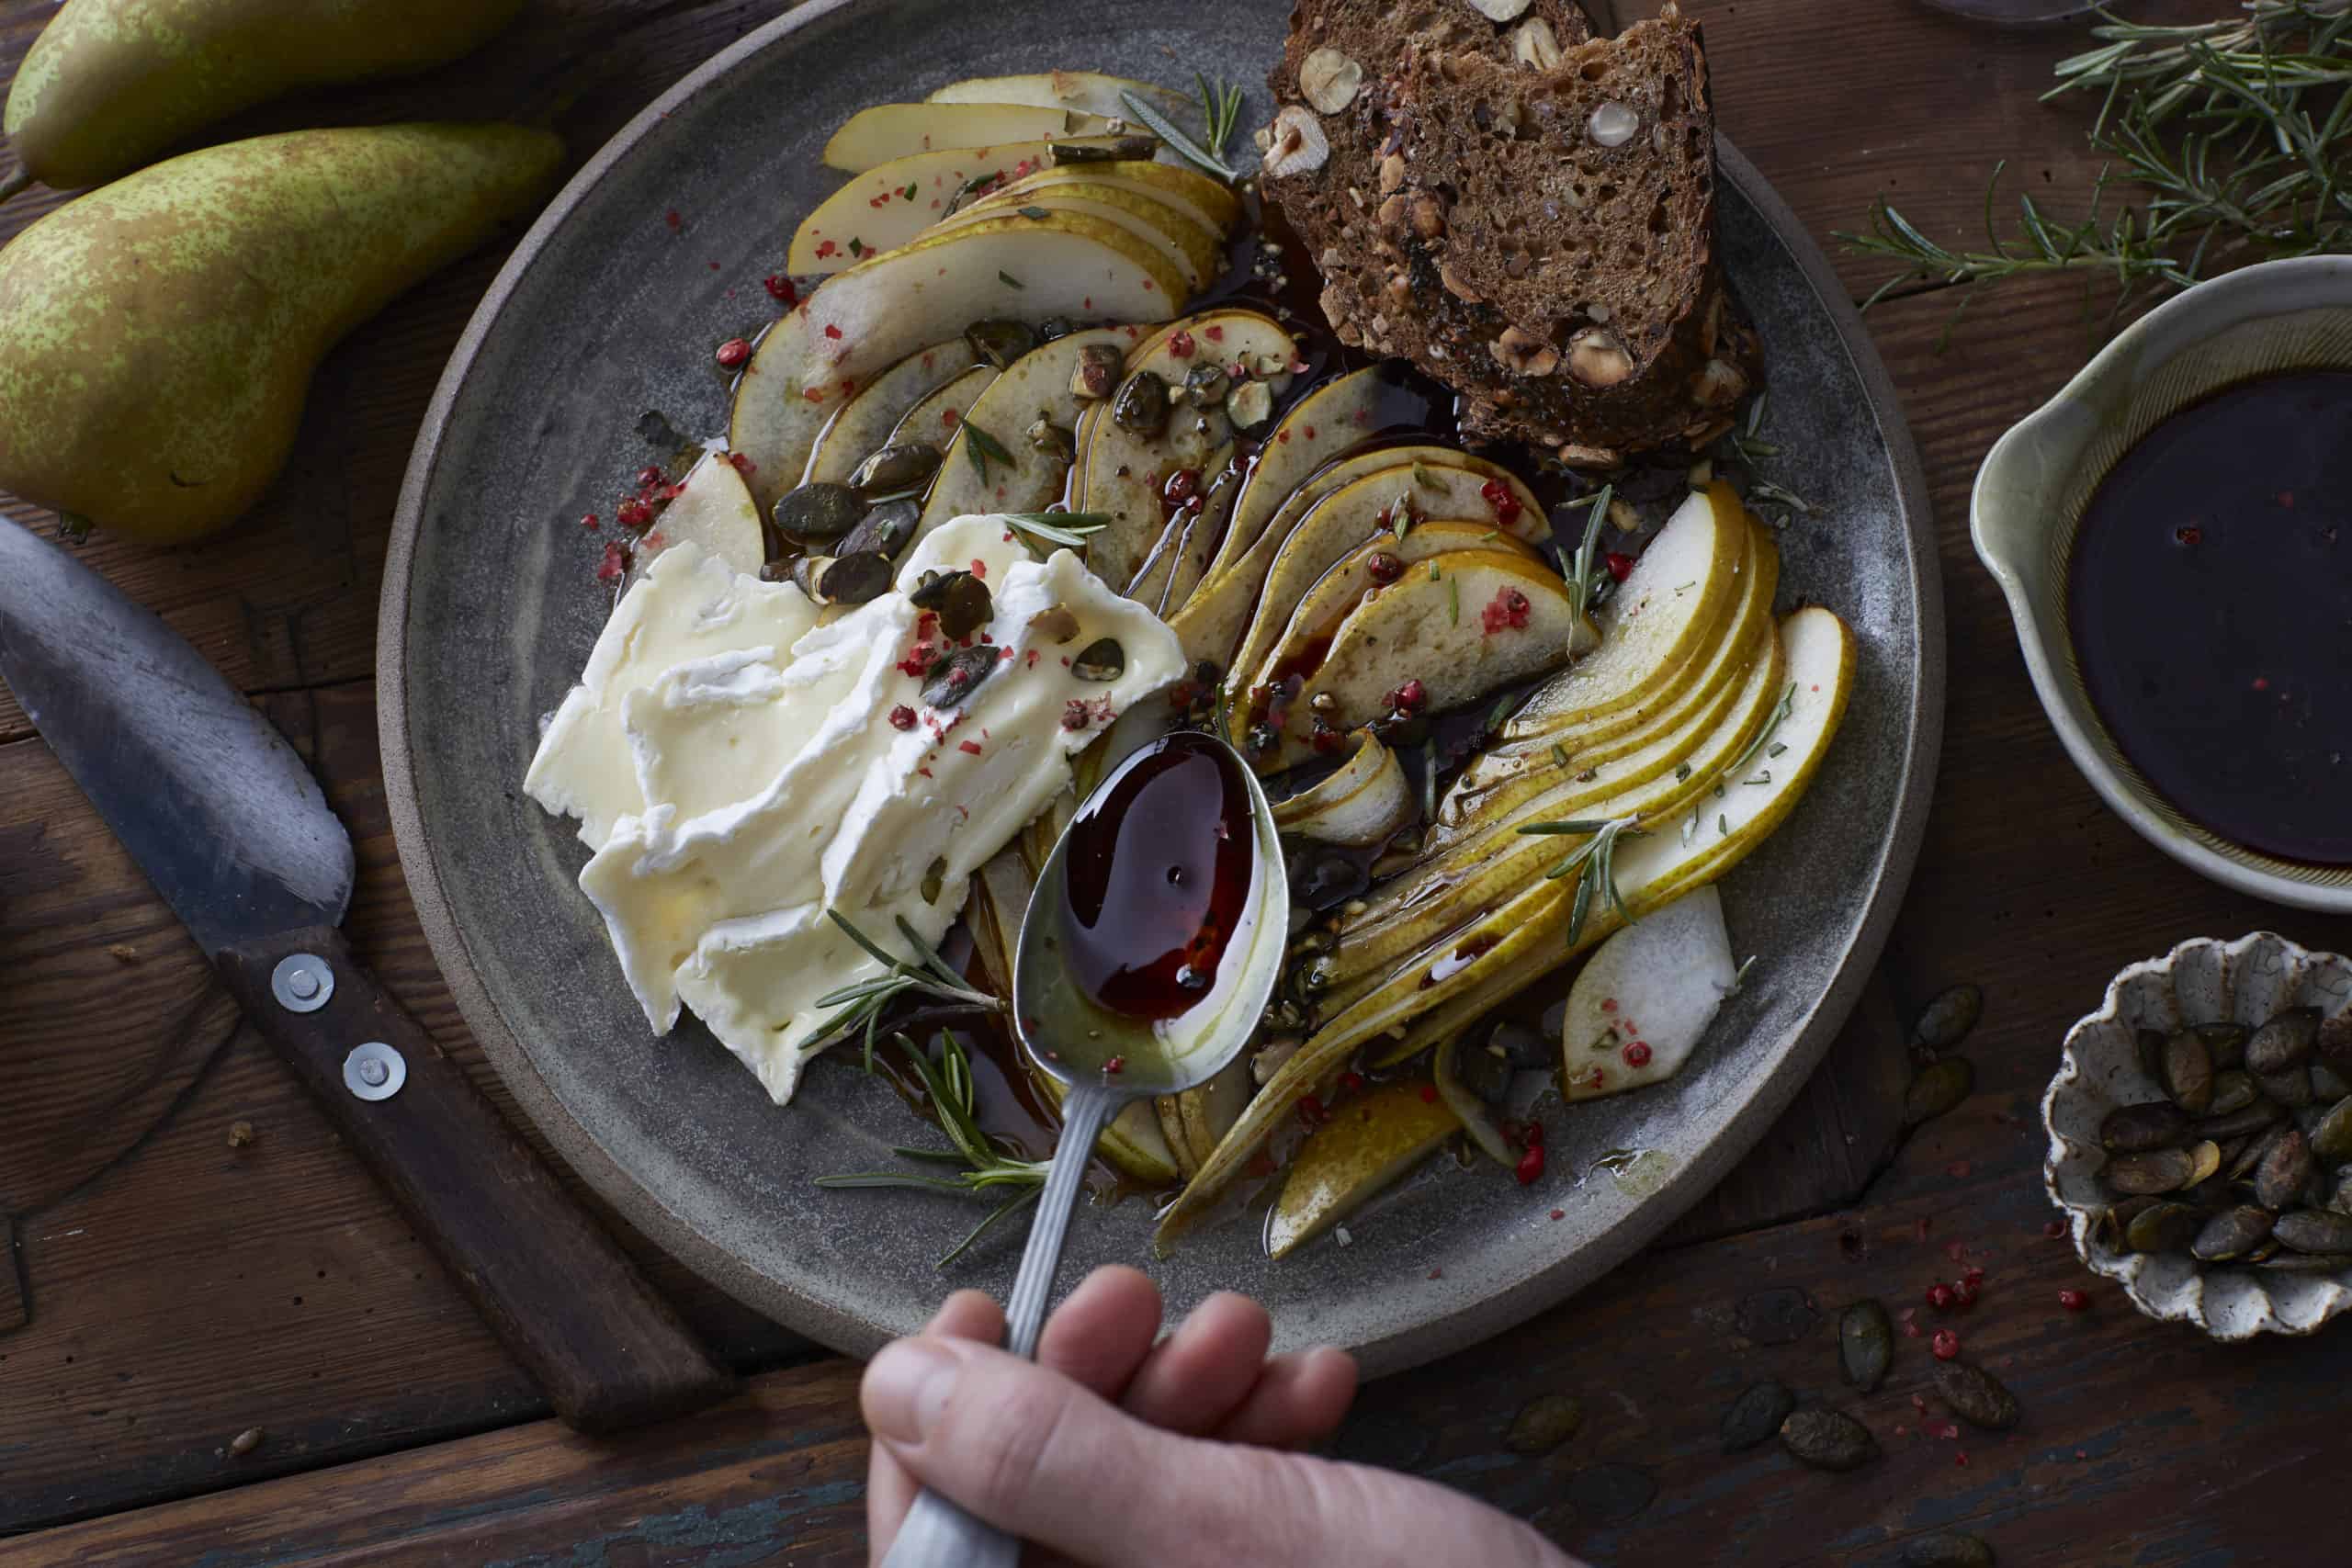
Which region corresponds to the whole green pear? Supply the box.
[0,123,562,544]
[5,0,528,191]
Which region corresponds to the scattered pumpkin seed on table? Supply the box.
[1838,1299,1893,1392]
[1932,1359,2019,1431]
[1720,1379,1795,1453]
[1779,1407,1878,1472]
[1504,1393,1583,1454]
[1909,983,1982,1053]
[1904,1056,1973,1126]
[1902,1531,1996,1568]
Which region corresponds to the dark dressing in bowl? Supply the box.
[2066,370,2352,865]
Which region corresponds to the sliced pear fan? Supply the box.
[1559,885,1736,1102]
[1270,730,1415,846]
[983,161,1241,235]
[1156,607,1856,1247]
[788,138,1148,275]
[821,103,1131,172]
[1265,1077,1462,1260]
[802,339,979,484]
[789,213,1190,403]
[954,185,1223,289]
[888,363,996,448]
[920,327,1129,535]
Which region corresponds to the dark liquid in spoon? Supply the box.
[2067,369,2352,864]
[1060,733,1255,1021]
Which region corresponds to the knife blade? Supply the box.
[0,521,352,956]
[0,518,732,1431]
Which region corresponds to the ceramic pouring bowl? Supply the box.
[1970,255,2352,913]
[2045,931,2352,1339]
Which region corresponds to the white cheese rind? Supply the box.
[549,515,1185,1104]
[524,542,820,849]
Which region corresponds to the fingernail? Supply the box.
[864,1337,961,1444]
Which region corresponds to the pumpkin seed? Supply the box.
[1026,417,1076,460]
[2256,1128,2317,1212]
[2256,1065,2315,1108]
[1735,1288,1817,1346]
[2195,1021,2250,1069]
[2195,1098,2280,1142]
[2107,1142,2217,1196]
[771,480,866,541]
[1933,1359,2020,1431]
[1225,378,1275,434]
[848,442,943,497]
[2124,1201,2203,1253]
[2271,1208,2352,1254]
[910,570,993,641]
[964,318,1037,371]
[2225,1130,2272,1182]
[1049,134,1159,164]
[1903,1056,1973,1125]
[1112,368,1171,434]
[2246,1006,2321,1075]
[1489,1020,1550,1069]
[1779,1408,1878,1472]
[1903,1532,1996,1568]
[1503,1393,1583,1453]
[2313,1064,2352,1101]
[2091,1196,2152,1251]
[1838,1299,1894,1392]
[1720,1379,1794,1453]
[2190,1203,2276,1262]
[1909,984,1982,1052]
[790,550,891,606]
[920,644,1001,709]
[2161,1030,2215,1114]
[2313,1099,2352,1163]
[2100,1101,2189,1153]
[2256,1250,2352,1274]
[1182,362,1232,406]
[839,496,920,559]
[2205,1070,2260,1117]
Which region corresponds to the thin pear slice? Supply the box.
[921,327,1128,533]
[888,364,997,449]
[789,213,1187,404]
[1178,1057,1254,1171]
[1159,608,1857,1245]
[1209,367,1462,585]
[1229,520,1542,750]
[1076,310,1298,592]
[1270,730,1415,846]
[982,161,1240,237]
[822,103,1127,172]
[804,339,978,484]
[790,137,1141,274]
[1195,460,1541,681]
[1496,483,1748,739]
[624,448,763,592]
[1254,551,1584,773]
[1317,633,1787,1010]
[1156,1096,1199,1179]
[1559,886,1736,1103]
[1442,518,1777,832]
[955,184,1221,288]
[728,309,843,514]
[926,72,1189,120]
[1154,459,1242,617]
[1125,443,1236,611]
[1265,1078,1462,1259]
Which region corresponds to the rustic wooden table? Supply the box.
[3,1,2346,1562]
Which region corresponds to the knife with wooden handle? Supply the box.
[0,517,733,1431]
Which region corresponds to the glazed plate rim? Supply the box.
[378,0,1943,1375]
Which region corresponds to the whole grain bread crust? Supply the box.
[1266,0,1760,464]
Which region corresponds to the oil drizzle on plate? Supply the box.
[2067,370,2352,865]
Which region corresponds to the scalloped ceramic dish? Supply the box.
[1972,256,2352,913]
[2045,932,2352,1339]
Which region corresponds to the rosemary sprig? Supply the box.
[1566,483,1615,632]
[816,1032,1049,1266]
[1121,75,1246,184]
[1515,812,1646,947]
[1841,4,2352,325]
[1001,511,1112,549]
[800,911,1003,1066]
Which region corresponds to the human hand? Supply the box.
[862,1265,1582,1568]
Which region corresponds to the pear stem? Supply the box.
[0,168,30,205]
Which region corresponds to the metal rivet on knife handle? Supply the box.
[272,953,334,1013]
[343,1042,406,1101]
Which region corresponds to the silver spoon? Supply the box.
[880,729,1288,1568]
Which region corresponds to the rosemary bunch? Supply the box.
[1517,812,1646,947]
[802,911,1003,1066]
[1123,75,1249,183]
[1841,3,2352,322]
[817,1032,1049,1266]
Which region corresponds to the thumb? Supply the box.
[862,1336,1576,1568]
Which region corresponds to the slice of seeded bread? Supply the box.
[1266,1,1760,465]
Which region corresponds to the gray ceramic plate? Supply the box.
[379,0,1941,1375]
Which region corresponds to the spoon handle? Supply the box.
[877,1084,1117,1568]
